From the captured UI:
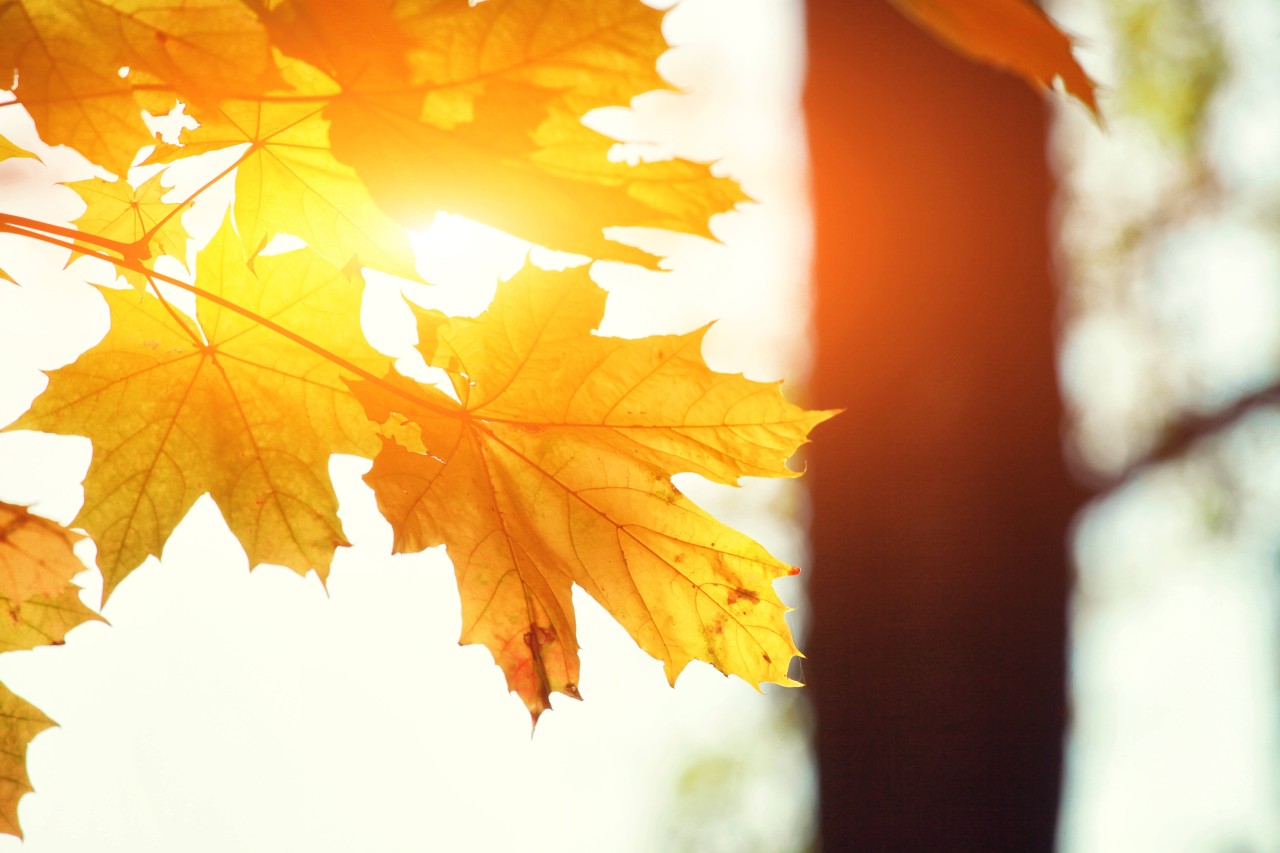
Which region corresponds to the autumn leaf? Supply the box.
[0,589,100,655]
[0,503,100,838]
[0,501,99,652]
[255,0,744,265]
[394,0,671,118]
[0,503,85,605]
[143,58,421,280]
[0,0,858,843]
[0,133,38,163]
[67,174,191,289]
[11,217,385,600]
[1,135,40,286]
[352,266,834,720]
[0,0,837,822]
[889,0,1098,113]
[0,523,101,653]
[243,0,414,85]
[0,684,52,839]
[0,0,280,173]
[8,0,740,269]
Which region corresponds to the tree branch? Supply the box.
[1109,381,1280,485]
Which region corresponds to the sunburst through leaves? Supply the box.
[0,0,1093,839]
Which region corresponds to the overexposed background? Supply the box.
[0,1,816,850]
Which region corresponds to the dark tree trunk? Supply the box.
[803,2,1082,850]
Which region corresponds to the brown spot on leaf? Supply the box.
[524,625,557,648]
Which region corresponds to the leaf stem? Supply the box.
[0,217,458,420]
[146,273,206,347]
[0,212,137,256]
[143,150,248,243]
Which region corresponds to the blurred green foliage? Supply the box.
[660,698,815,853]
[1108,0,1225,148]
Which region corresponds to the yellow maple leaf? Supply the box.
[12,216,385,599]
[889,0,1099,113]
[0,587,101,654]
[0,132,36,286]
[0,502,85,605]
[352,266,834,721]
[0,683,52,839]
[0,133,38,163]
[144,58,421,280]
[67,174,191,289]
[0,0,279,173]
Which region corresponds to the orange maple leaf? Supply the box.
[352,266,835,721]
[0,0,280,173]
[262,0,745,266]
[0,502,100,837]
[0,502,84,606]
[889,0,1099,114]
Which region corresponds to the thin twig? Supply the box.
[0,218,458,420]
[0,212,140,257]
[143,149,248,242]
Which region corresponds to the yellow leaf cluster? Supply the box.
[317,0,747,265]
[0,0,1113,836]
[0,0,278,174]
[0,2,831,825]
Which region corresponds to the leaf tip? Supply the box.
[525,694,554,733]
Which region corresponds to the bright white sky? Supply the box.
[0,2,815,850]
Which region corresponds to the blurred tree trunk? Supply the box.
[803,2,1082,850]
